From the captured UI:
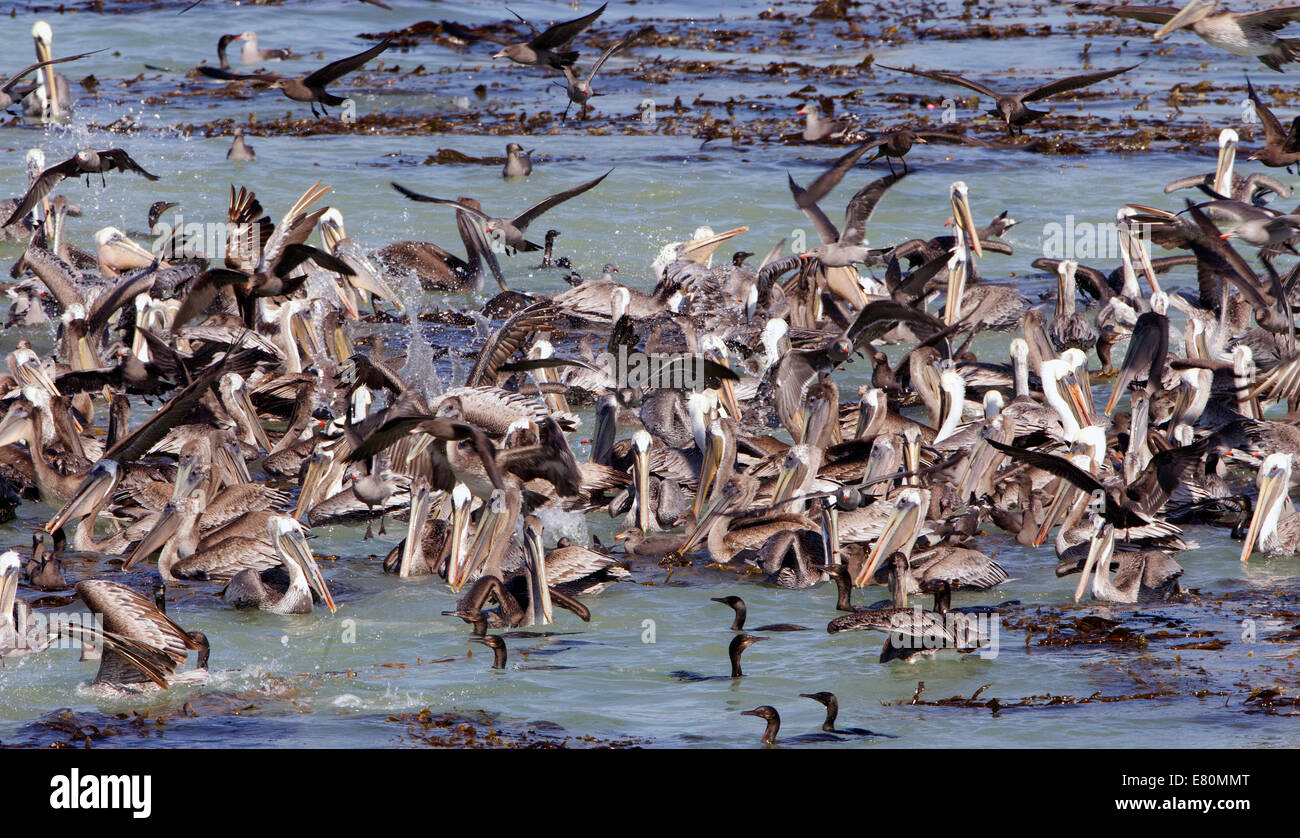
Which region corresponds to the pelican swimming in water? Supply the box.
[1239,452,1300,561]
[67,580,209,694]
[222,517,338,614]
[23,22,75,120]
[1075,513,1184,603]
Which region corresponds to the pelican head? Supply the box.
[318,207,346,250]
[0,550,19,632]
[1075,513,1113,602]
[1240,452,1293,563]
[270,516,336,613]
[46,460,121,534]
[1153,0,1217,40]
[632,430,653,533]
[452,488,509,592]
[855,488,928,587]
[949,181,982,258]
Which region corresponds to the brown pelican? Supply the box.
[222,517,337,614]
[492,3,606,69]
[1239,452,1300,561]
[1050,260,1099,351]
[1077,514,1184,603]
[0,47,100,112]
[1078,1,1300,71]
[69,580,209,693]
[317,209,403,313]
[385,482,471,577]
[1,551,49,659]
[1163,128,1290,202]
[876,63,1138,135]
[376,197,505,292]
[174,182,354,328]
[23,22,76,120]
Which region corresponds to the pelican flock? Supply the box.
[1,1,1300,751]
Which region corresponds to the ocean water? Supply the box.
[0,0,1298,748]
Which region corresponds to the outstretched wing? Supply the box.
[1022,65,1139,103]
[533,3,607,49]
[99,149,161,181]
[3,155,80,228]
[511,169,611,231]
[876,64,1000,98]
[302,38,393,88]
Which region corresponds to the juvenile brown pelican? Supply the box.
[503,143,533,178]
[493,3,606,69]
[392,169,611,253]
[876,63,1139,135]
[376,197,505,292]
[222,517,337,614]
[227,127,256,162]
[69,580,209,693]
[4,149,160,228]
[1079,1,1300,71]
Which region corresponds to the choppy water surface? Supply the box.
[0,0,1298,748]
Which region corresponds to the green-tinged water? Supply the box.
[0,0,1298,748]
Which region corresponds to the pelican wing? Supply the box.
[1240,6,1300,32]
